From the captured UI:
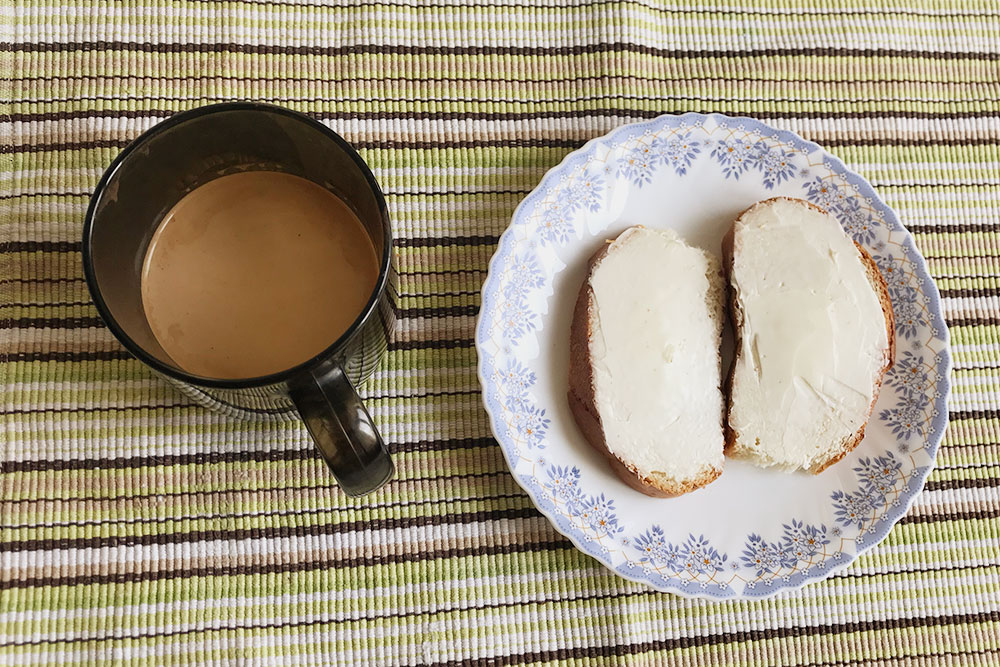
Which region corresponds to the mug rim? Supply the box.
[82,101,393,390]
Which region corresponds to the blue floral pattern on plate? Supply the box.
[476,113,950,598]
[709,136,797,188]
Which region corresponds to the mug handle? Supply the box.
[290,364,394,496]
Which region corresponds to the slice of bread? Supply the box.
[724,197,895,473]
[568,227,726,496]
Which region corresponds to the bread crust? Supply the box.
[567,235,723,497]
[721,224,739,455]
[723,197,896,474]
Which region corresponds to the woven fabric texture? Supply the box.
[2,0,999,664]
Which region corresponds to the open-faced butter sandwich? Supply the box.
[568,226,726,497]
[724,197,895,473]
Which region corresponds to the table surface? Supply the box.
[2,1,999,665]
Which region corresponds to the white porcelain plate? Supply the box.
[476,113,951,599]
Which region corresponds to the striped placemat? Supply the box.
[2,1,999,664]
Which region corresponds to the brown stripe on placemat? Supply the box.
[5,350,133,362]
[7,228,999,257]
[2,241,82,253]
[23,0,996,20]
[0,535,571,590]
[1,470,516,511]
[1,304,479,330]
[3,237,500,253]
[6,107,1000,125]
[22,92,1000,109]
[925,477,1000,492]
[4,41,1000,61]
[396,235,499,248]
[0,185,985,199]
[5,317,105,329]
[1,388,481,418]
[8,136,1000,156]
[910,225,1000,235]
[4,453,996,496]
[3,338,477,362]
[802,649,1000,667]
[937,287,1000,299]
[949,410,1000,421]
[942,317,1000,327]
[10,72,1000,87]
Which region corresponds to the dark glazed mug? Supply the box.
[83,102,397,496]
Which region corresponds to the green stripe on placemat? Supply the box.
[2,0,1000,664]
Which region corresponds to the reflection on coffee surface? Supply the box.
[141,171,379,379]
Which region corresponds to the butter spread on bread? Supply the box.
[568,226,725,496]
[724,197,895,473]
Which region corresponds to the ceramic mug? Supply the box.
[83,102,397,496]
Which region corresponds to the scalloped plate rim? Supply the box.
[475,111,951,599]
